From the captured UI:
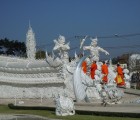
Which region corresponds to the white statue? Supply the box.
[55,93,75,116]
[53,35,70,63]
[123,66,131,88]
[107,66,117,86]
[83,37,109,61]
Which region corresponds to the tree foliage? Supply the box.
[36,50,46,59]
[0,38,26,57]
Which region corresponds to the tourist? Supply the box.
[101,61,109,84]
[90,60,97,79]
[115,64,125,87]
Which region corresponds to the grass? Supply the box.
[0,105,140,120]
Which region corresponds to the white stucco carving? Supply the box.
[45,51,62,68]
[53,35,70,63]
[83,37,109,61]
[55,93,75,116]
[123,66,131,88]
[26,24,36,60]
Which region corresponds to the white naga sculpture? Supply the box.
[53,35,70,63]
[83,37,109,62]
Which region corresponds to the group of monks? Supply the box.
[82,60,125,86]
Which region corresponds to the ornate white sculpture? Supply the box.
[101,85,124,105]
[55,93,75,116]
[26,23,36,60]
[73,56,88,101]
[83,37,109,61]
[94,69,102,92]
[107,65,117,86]
[123,66,131,88]
[45,51,62,67]
[53,35,70,63]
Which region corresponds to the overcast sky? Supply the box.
[0,0,140,59]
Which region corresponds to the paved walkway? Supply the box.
[0,88,140,117]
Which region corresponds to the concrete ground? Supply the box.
[0,88,140,117]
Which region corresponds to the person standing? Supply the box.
[101,61,109,84]
[115,64,125,86]
[90,61,97,79]
[82,60,87,74]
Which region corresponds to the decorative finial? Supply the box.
[29,20,31,29]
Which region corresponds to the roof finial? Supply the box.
[29,20,31,29]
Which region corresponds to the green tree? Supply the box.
[0,38,26,57]
[36,50,46,59]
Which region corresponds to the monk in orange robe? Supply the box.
[90,61,97,79]
[82,61,87,74]
[101,61,108,83]
[115,64,125,86]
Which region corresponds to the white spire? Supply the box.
[26,22,36,60]
[29,20,31,29]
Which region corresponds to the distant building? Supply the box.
[117,53,129,64]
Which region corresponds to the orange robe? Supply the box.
[115,66,125,86]
[90,63,97,79]
[82,61,87,74]
[101,64,108,83]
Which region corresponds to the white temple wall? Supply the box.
[0,83,65,98]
